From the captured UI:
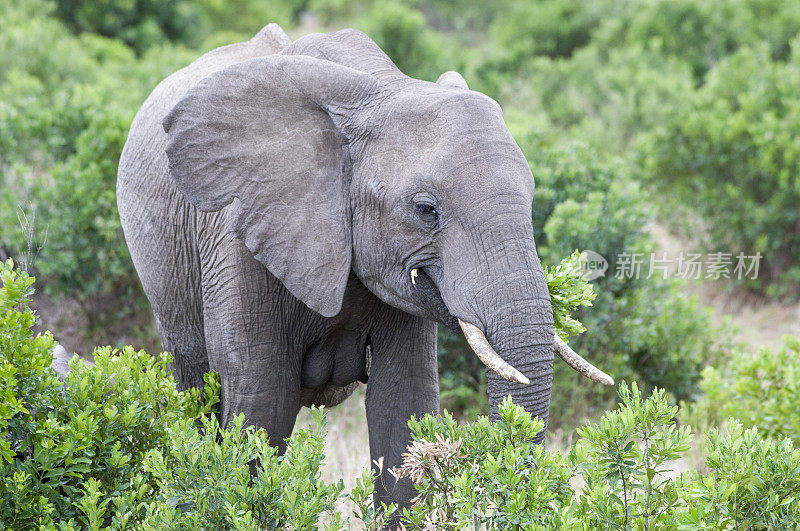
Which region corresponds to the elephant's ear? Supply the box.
[163,55,379,317]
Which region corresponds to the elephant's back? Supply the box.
[117,24,292,222]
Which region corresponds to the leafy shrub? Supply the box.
[689,421,800,529]
[0,260,365,530]
[0,1,194,330]
[528,141,727,428]
[570,382,693,529]
[485,44,693,156]
[591,0,800,80]
[0,259,220,528]
[4,261,799,529]
[23,99,135,310]
[638,43,800,297]
[682,335,800,445]
[141,412,343,530]
[357,1,459,81]
[398,396,575,528]
[51,0,304,52]
[545,250,596,339]
[398,382,800,529]
[487,0,598,61]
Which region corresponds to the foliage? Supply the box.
[0,259,219,528]
[591,0,800,80]
[528,141,727,429]
[638,43,800,297]
[356,1,459,82]
[25,100,135,307]
[573,382,693,529]
[682,335,800,445]
[0,260,370,530]
[398,396,575,529]
[687,421,800,529]
[481,0,601,87]
[140,411,343,530]
[544,250,596,340]
[3,0,797,449]
[3,263,800,528]
[0,0,196,327]
[398,382,800,529]
[485,45,693,156]
[52,0,303,53]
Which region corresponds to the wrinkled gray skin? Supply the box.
[117,25,554,510]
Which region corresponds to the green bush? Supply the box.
[51,0,304,52]
[0,1,195,328]
[639,43,800,297]
[140,412,343,530]
[399,396,576,528]
[591,0,800,80]
[398,382,800,529]
[19,97,135,307]
[487,0,598,61]
[4,261,799,529]
[0,260,365,530]
[682,335,800,445]
[529,141,728,429]
[484,45,693,156]
[0,259,220,528]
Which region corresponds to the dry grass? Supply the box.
[296,386,372,488]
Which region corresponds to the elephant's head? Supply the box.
[163,29,611,436]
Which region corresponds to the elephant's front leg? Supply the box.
[366,309,439,511]
[200,233,304,452]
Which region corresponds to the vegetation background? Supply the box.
[1,0,800,527]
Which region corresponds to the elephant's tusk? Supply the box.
[410,268,418,285]
[554,335,614,386]
[458,319,530,385]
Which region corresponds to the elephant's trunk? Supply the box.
[444,260,557,439]
[440,211,612,439]
[477,281,556,441]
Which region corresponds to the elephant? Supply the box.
[116,23,612,510]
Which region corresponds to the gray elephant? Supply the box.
[117,24,611,509]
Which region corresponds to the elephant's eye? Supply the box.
[415,202,439,225]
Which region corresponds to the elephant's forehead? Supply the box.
[378,88,504,135]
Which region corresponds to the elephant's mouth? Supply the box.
[408,264,460,333]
